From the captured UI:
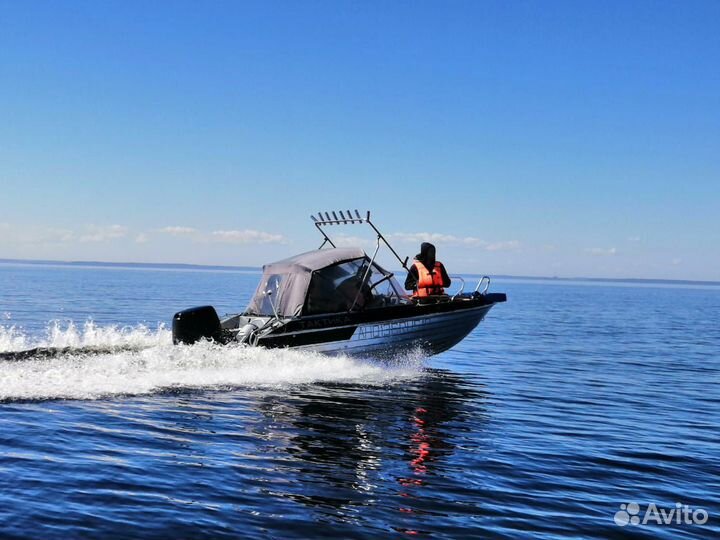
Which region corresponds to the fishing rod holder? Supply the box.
[311,209,368,226]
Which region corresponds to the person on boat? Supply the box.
[405,242,451,297]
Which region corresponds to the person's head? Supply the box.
[417,242,436,269]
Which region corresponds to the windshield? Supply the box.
[304,259,367,315]
[365,263,406,299]
[303,258,408,315]
[246,273,286,316]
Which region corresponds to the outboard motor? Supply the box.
[172,305,223,345]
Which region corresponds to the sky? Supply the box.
[1,1,718,280]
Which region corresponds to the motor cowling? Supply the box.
[172,305,222,345]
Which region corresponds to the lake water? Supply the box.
[0,263,718,539]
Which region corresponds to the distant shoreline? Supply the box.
[0,257,257,273]
[1,257,718,287]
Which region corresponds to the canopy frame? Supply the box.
[310,210,409,271]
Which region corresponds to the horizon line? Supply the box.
[1,257,719,287]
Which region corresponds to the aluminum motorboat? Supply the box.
[172,211,506,358]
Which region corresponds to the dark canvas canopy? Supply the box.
[262,247,366,274]
[245,248,368,317]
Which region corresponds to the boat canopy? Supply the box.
[245,247,406,317]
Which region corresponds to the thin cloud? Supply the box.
[485,240,521,252]
[0,223,75,245]
[211,229,286,245]
[158,226,197,235]
[585,247,617,256]
[390,232,520,251]
[0,222,285,248]
[42,228,75,244]
[331,234,373,248]
[79,225,128,243]
[390,232,486,247]
[26,227,75,244]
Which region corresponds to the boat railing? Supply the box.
[449,275,465,300]
[449,275,491,299]
[475,276,491,295]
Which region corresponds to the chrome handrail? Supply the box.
[475,276,491,295]
[449,275,465,300]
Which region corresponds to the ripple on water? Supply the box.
[0,270,719,538]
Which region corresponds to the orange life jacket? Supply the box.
[413,261,445,297]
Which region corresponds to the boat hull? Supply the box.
[289,304,492,357]
[254,295,504,358]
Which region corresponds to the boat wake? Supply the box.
[0,322,426,401]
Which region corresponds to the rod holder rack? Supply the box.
[311,209,369,225]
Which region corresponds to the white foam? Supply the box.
[0,324,30,352]
[0,322,425,401]
[0,320,169,351]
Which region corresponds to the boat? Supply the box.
[172,211,506,358]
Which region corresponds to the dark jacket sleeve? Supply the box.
[404,265,419,291]
[439,263,451,288]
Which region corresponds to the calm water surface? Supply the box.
[0,263,718,539]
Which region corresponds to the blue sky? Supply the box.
[1,1,718,279]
